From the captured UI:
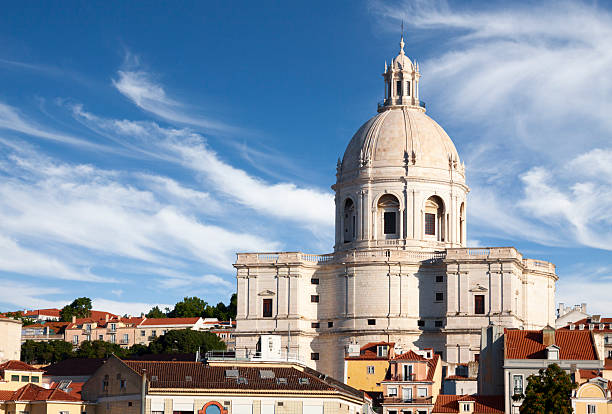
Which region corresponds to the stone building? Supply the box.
[234,37,558,381]
[0,317,21,363]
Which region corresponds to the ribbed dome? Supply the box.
[340,107,463,179]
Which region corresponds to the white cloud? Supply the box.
[72,107,335,233]
[112,70,235,133]
[0,282,67,310]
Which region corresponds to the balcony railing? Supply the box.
[377,99,426,109]
[389,374,417,381]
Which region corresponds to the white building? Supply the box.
[234,37,558,381]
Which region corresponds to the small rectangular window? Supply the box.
[328,321,334,328]
[436,275,444,283]
[425,213,436,235]
[141,330,145,337]
[367,366,375,374]
[588,404,597,414]
[11,375,19,381]
[311,278,319,285]
[435,292,444,302]
[406,81,411,96]
[21,376,29,382]
[396,80,402,96]
[311,322,320,328]
[475,295,485,315]
[311,295,319,303]
[31,376,39,383]
[435,320,443,328]
[311,353,319,360]
[417,320,425,327]
[384,212,396,234]
[263,298,273,317]
[388,387,398,397]
[368,319,376,325]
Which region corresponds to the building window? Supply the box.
[377,345,389,358]
[120,379,127,389]
[11,375,19,381]
[424,196,445,240]
[388,387,398,397]
[328,321,334,328]
[417,387,427,398]
[588,404,597,414]
[368,319,376,325]
[31,376,39,383]
[435,292,444,302]
[436,275,443,283]
[140,330,145,337]
[311,322,320,328]
[417,320,425,327]
[367,366,375,374]
[396,80,402,96]
[311,278,319,285]
[513,375,523,396]
[384,212,397,234]
[311,353,319,360]
[151,330,157,337]
[21,375,28,382]
[435,320,443,328]
[608,350,612,358]
[424,213,436,235]
[109,334,116,344]
[344,198,356,243]
[102,376,109,392]
[311,295,319,303]
[98,334,104,340]
[462,404,471,411]
[475,295,485,315]
[123,334,129,344]
[378,194,400,238]
[262,298,273,317]
[72,335,79,345]
[406,81,411,96]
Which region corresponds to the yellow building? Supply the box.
[344,342,395,400]
[573,377,612,414]
[0,382,92,413]
[0,360,44,391]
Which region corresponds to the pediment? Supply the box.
[258,290,276,297]
[469,284,488,292]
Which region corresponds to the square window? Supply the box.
[263,298,273,317]
[435,320,443,328]
[311,322,320,328]
[311,295,319,303]
[21,376,29,382]
[311,352,319,360]
[417,320,425,327]
[425,213,436,235]
[328,321,334,328]
[31,376,39,383]
[388,387,397,397]
[368,319,376,325]
[311,278,319,285]
[436,275,443,283]
[435,292,444,302]
[367,366,375,374]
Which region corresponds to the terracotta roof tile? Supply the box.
[0,360,44,372]
[44,358,106,376]
[123,360,338,392]
[0,390,14,400]
[23,308,61,317]
[345,342,395,361]
[505,329,597,360]
[139,317,200,326]
[433,395,504,413]
[7,383,81,402]
[393,350,428,361]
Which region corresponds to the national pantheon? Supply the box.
[233,37,557,380]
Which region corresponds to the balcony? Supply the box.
[377,99,426,110]
[389,374,417,382]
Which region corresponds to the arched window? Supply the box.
[343,198,355,243]
[424,196,445,241]
[378,194,400,238]
[460,202,466,245]
[199,402,227,414]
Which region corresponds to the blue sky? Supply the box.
[1,0,611,316]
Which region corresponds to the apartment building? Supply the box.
[64,314,143,348]
[344,342,396,401]
[380,349,442,414]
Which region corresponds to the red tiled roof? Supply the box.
[433,395,504,414]
[8,383,81,402]
[393,350,428,361]
[23,308,61,317]
[123,360,339,391]
[51,381,84,399]
[44,358,106,377]
[0,360,44,372]
[427,354,440,381]
[505,329,597,360]
[139,317,200,326]
[0,390,14,400]
[560,318,612,332]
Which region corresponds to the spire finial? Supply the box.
[400,20,405,54]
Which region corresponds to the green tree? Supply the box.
[146,306,166,318]
[517,363,576,414]
[21,340,74,364]
[168,297,208,318]
[202,293,237,321]
[76,340,126,359]
[5,312,35,326]
[60,297,92,321]
[148,329,226,354]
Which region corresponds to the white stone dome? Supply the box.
[340,107,463,180]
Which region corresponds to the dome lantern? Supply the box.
[379,35,424,113]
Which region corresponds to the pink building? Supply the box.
[381,348,442,414]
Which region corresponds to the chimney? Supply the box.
[581,303,587,313]
[140,313,145,318]
[71,315,76,323]
[105,314,109,322]
[543,326,555,347]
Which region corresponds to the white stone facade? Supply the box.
[234,38,558,381]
